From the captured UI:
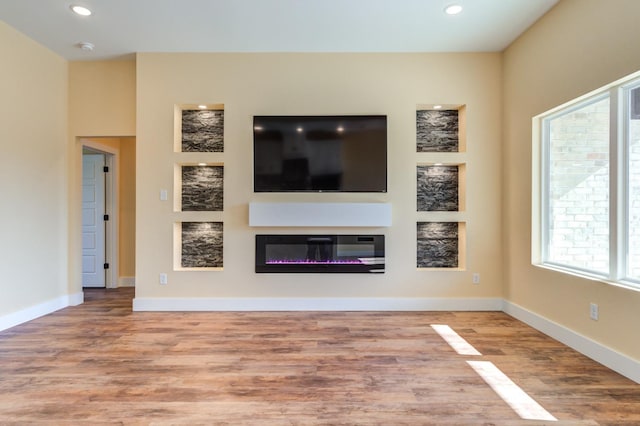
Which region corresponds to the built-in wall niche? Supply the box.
[174,104,224,153]
[416,105,466,153]
[174,222,223,270]
[416,163,466,212]
[175,164,224,212]
[417,222,466,269]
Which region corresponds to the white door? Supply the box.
[82,154,106,287]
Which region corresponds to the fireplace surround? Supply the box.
[255,234,385,273]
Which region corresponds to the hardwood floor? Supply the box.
[0,288,638,425]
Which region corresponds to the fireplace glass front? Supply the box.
[255,234,384,273]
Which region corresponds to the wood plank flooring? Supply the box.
[0,288,638,425]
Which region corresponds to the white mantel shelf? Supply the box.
[249,202,392,227]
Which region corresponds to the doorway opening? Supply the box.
[80,137,136,290]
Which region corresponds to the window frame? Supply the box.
[621,80,640,287]
[534,72,640,291]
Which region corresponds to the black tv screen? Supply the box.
[253,115,387,192]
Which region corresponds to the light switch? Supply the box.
[160,189,168,201]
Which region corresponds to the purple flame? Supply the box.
[266,258,363,265]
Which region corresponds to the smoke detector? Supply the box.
[78,42,95,51]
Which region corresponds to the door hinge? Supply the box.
[104,263,110,270]
[104,214,109,221]
[103,166,109,173]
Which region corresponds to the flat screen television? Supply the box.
[253,115,387,192]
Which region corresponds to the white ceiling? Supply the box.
[0,0,559,61]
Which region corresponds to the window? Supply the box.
[536,73,640,288]
[626,86,640,281]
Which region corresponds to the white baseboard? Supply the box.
[118,277,135,287]
[0,292,83,332]
[503,300,640,384]
[132,297,503,312]
[69,291,84,306]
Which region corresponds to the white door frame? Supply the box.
[81,140,119,289]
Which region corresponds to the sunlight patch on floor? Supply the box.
[431,324,482,356]
[432,324,557,422]
[467,360,557,422]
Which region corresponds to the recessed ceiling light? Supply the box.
[444,4,463,15]
[70,5,92,16]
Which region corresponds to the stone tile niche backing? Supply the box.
[416,110,459,152]
[181,222,223,268]
[417,222,459,268]
[181,165,224,211]
[417,165,459,211]
[181,109,224,152]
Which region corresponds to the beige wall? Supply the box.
[0,22,69,314]
[119,137,136,278]
[69,61,136,137]
[136,53,503,300]
[68,61,136,291]
[503,0,640,361]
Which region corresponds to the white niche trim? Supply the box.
[249,202,392,227]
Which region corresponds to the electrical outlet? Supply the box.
[159,273,168,285]
[590,303,598,320]
[472,273,480,284]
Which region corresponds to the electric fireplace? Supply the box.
[255,235,385,273]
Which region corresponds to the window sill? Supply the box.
[533,263,640,293]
